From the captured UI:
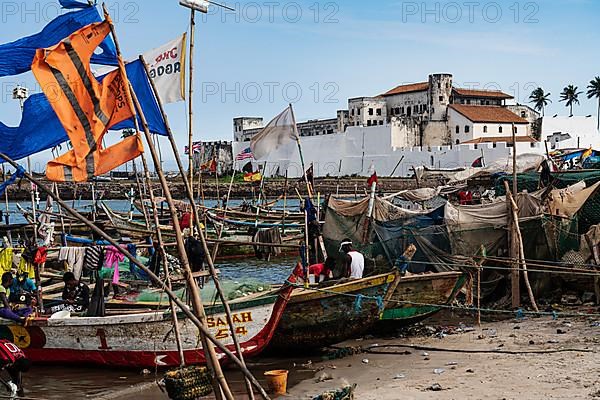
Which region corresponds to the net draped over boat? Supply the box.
[323,179,600,276]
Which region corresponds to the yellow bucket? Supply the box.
[264,369,288,395]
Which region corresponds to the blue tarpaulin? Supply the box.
[0,6,117,77]
[0,59,168,163]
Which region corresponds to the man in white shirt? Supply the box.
[340,239,364,279]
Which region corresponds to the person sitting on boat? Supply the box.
[340,239,364,279]
[292,257,335,283]
[61,272,90,313]
[9,272,36,305]
[0,339,30,397]
[0,273,33,323]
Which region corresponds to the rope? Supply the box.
[365,344,595,355]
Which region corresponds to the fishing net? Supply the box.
[163,366,212,400]
[496,171,600,233]
[312,384,356,400]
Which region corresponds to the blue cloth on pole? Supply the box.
[59,0,93,9]
[0,60,168,164]
[0,165,25,197]
[0,6,117,77]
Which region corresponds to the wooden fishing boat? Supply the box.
[379,271,467,325]
[98,201,176,240]
[266,273,395,352]
[0,287,291,368]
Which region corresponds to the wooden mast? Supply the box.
[187,8,196,188]
[138,55,255,399]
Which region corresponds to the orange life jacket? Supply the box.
[32,20,143,182]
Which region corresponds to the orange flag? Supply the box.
[32,21,143,182]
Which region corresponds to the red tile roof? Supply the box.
[449,104,528,124]
[381,82,429,96]
[452,88,513,99]
[462,136,536,144]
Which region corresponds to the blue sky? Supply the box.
[1,0,599,171]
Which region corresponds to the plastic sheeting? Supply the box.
[0,6,117,77]
[0,60,167,163]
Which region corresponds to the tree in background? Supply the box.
[559,85,583,117]
[587,77,600,129]
[529,87,552,116]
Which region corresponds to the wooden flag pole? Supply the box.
[138,55,256,399]
[0,149,270,400]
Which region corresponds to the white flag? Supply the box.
[250,105,299,160]
[143,34,187,104]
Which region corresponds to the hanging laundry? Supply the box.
[0,248,13,274]
[58,247,86,280]
[31,20,143,182]
[104,246,125,284]
[252,227,282,260]
[33,246,48,265]
[184,237,205,273]
[83,246,104,272]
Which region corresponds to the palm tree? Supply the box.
[528,87,552,116]
[559,85,583,116]
[587,76,600,129]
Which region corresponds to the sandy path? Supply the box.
[285,316,600,400]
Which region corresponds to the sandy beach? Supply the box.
[284,312,599,400]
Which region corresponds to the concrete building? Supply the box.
[448,104,530,144]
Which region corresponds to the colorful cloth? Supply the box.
[104,246,125,284]
[0,249,13,273]
[32,20,142,182]
[58,247,86,280]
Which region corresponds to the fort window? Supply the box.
[483,126,488,133]
[466,99,471,105]
[521,111,526,118]
[367,120,372,126]
[499,126,503,133]
[368,108,373,115]
[379,120,383,125]
[465,125,470,133]
[439,96,443,102]
[455,125,460,134]
[376,108,381,116]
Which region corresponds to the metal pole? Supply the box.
[188,9,196,187]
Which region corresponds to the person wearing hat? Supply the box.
[9,272,36,305]
[339,239,364,279]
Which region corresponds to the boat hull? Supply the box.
[267,273,395,352]
[0,291,290,368]
[380,271,467,325]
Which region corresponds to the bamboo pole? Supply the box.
[138,55,255,399]
[139,150,186,366]
[211,170,235,261]
[0,150,270,400]
[102,10,231,398]
[282,170,288,235]
[504,181,538,312]
[131,157,151,229]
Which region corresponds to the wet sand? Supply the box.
[286,314,600,400]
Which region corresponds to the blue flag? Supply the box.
[0,5,117,77]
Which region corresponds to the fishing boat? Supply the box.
[0,287,291,368]
[379,271,467,325]
[266,272,396,352]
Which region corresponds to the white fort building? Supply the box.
[232,73,600,178]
